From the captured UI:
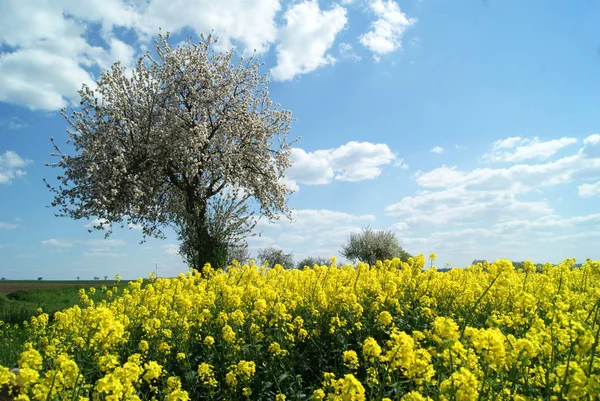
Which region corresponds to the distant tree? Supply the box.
[1,277,5,281]
[44,32,296,273]
[227,241,251,265]
[94,276,100,281]
[512,261,525,271]
[104,276,108,280]
[257,246,294,269]
[471,260,487,265]
[340,227,411,267]
[77,276,80,281]
[296,256,329,269]
[37,277,43,281]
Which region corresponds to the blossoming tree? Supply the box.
[45,32,296,270]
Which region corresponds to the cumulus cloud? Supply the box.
[0,222,19,229]
[385,133,600,265]
[139,0,281,54]
[359,0,416,59]
[430,146,444,154]
[483,136,578,163]
[285,141,396,188]
[415,152,600,192]
[578,181,600,197]
[0,150,32,184]
[271,1,347,81]
[0,0,361,109]
[582,134,600,158]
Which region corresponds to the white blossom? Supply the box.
[46,32,297,269]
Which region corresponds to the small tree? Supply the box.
[296,256,329,269]
[45,32,296,272]
[37,277,43,281]
[257,246,294,269]
[104,276,108,280]
[77,276,80,281]
[340,227,411,267]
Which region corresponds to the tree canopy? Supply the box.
[256,247,294,269]
[45,32,296,270]
[340,227,411,267]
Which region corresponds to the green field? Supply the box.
[0,280,130,367]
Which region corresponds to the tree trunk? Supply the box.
[181,192,227,275]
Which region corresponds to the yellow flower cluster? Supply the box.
[1,257,600,400]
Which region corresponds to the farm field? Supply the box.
[0,279,131,367]
[0,280,130,321]
[0,280,119,295]
[2,257,600,400]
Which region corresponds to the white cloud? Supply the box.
[359,0,416,58]
[339,42,361,61]
[0,150,30,169]
[0,222,19,229]
[255,208,376,261]
[393,158,409,169]
[493,213,600,232]
[430,146,444,154]
[286,148,334,185]
[578,181,600,197]
[277,233,308,243]
[42,238,125,247]
[483,136,577,163]
[84,218,111,230]
[42,239,74,248]
[455,144,467,150]
[415,152,600,192]
[128,222,143,230]
[584,134,600,145]
[385,187,553,226]
[391,221,409,231]
[83,250,127,258]
[163,244,180,256]
[291,209,375,228]
[285,141,396,188]
[383,133,600,265]
[139,0,281,55]
[271,1,347,81]
[582,134,600,158]
[0,150,32,184]
[0,0,282,110]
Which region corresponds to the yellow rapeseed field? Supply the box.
[1,255,600,400]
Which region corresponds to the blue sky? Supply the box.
[1,0,600,279]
